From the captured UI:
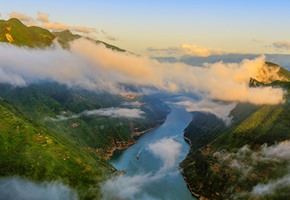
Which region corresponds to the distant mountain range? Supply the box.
[0,18,125,52]
[155,54,290,71]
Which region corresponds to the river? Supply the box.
[109,105,196,200]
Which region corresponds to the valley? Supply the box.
[0,15,290,200]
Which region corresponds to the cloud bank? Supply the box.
[0,38,286,106]
[0,177,77,200]
[50,107,145,121]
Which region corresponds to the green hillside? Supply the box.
[0,18,55,47]
[0,98,115,199]
[0,18,126,52]
[180,64,290,199]
[0,83,169,198]
[0,83,170,156]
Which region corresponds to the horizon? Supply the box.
[1,0,290,57]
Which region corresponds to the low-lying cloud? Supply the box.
[176,99,237,125]
[101,173,153,200]
[148,138,182,173]
[251,175,290,196]
[214,140,290,198]
[50,107,145,121]
[0,38,286,105]
[0,177,77,200]
[122,101,141,107]
[101,138,182,199]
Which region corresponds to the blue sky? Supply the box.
[1,0,290,56]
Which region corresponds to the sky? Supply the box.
[1,0,290,56]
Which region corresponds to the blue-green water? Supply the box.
[109,105,196,200]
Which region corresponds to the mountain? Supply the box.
[0,18,126,53]
[180,64,290,199]
[52,30,81,48]
[0,18,55,47]
[0,98,115,199]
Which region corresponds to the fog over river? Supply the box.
[105,105,196,200]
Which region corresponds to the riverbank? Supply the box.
[102,124,162,160]
[180,170,206,200]
[102,140,136,160]
[132,123,163,138]
[180,137,209,200]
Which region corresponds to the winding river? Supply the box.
[109,105,196,199]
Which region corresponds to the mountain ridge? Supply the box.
[0,18,55,47]
[180,63,290,199]
[0,18,126,52]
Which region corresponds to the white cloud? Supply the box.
[37,12,49,23]
[176,99,237,125]
[214,140,290,197]
[147,44,230,57]
[9,12,35,26]
[50,107,145,121]
[71,26,96,34]
[0,67,26,86]
[0,177,77,200]
[181,44,227,57]
[101,174,153,200]
[9,12,32,22]
[101,138,182,199]
[148,138,182,173]
[42,22,96,34]
[42,22,70,32]
[251,175,290,196]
